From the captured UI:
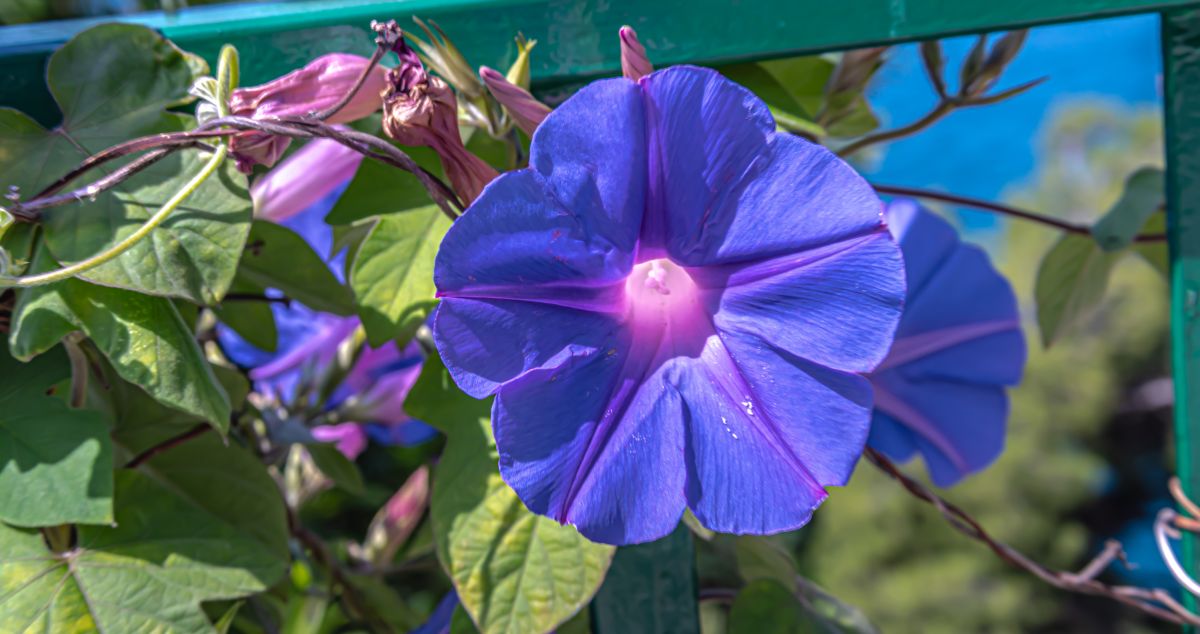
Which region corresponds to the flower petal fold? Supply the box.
[677,330,872,534]
[529,77,647,253]
[703,230,905,373]
[494,335,687,544]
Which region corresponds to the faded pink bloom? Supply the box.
[479,66,550,136]
[382,36,497,204]
[229,54,388,172]
[251,137,363,222]
[619,26,653,81]
[311,423,369,460]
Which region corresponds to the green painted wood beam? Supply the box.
[4,0,1200,123]
[1164,7,1200,622]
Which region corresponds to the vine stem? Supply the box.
[865,448,1200,626]
[873,183,1168,242]
[0,143,228,288]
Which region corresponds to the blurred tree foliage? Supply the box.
[794,99,1171,634]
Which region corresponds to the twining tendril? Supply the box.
[0,45,240,289]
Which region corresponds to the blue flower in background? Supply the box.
[218,141,436,457]
[432,65,905,544]
[867,199,1026,486]
[409,590,458,634]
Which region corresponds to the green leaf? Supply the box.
[307,442,365,495]
[1091,167,1164,251]
[404,351,490,432]
[239,220,355,315]
[721,58,833,136]
[0,340,112,526]
[1132,210,1168,277]
[729,578,879,634]
[41,139,252,305]
[430,371,613,634]
[792,577,879,634]
[213,276,279,352]
[0,462,287,633]
[351,205,450,346]
[729,580,811,634]
[735,535,798,592]
[1034,233,1122,347]
[591,525,700,634]
[0,25,252,303]
[325,145,444,225]
[11,246,231,430]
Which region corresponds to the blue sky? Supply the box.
[865,13,1162,207]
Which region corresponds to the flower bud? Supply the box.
[506,35,536,90]
[827,46,887,98]
[382,36,498,204]
[228,54,388,171]
[619,26,653,81]
[251,137,363,223]
[919,41,947,97]
[480,66,550,136]
[358,466,429,564]
[410,17,485,99]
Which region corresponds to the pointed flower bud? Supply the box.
[410,16,485,99]
[228,54,388,171]
[480,66,550,136]
[506,35,536,89]
[382,35,498,204]
[619,26,653,81]
[358,466,430,564]
[251,137,363,223]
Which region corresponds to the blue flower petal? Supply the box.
[433,298,620,398]
[868,200,1025,486]
[436,170,632,297]
[677,329,872,534]
[871,376,1009,487]
[494,331,687,545]
[640,68,883,265]
[530,77,647,254]
[702,230,905,374]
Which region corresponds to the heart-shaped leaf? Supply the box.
[0,436,288,633]
[10,245,231,431]
[237,220,355,315]
[0,24,250,303]
[351,205,449,346]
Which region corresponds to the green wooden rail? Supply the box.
[3,0,1200,631]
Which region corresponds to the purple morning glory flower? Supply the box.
[867,200,1025,487]
[431,66,906,544]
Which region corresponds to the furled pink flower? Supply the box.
[229,54,388,172]
[619,26,653,81]
[251,137,363,222]
[382,35,498,203]
[312,423,369,460]
[479,66,550,136]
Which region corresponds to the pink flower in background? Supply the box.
[251,138,363,222]
[229,53,388,171]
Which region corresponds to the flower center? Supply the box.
[624,258,702,325]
